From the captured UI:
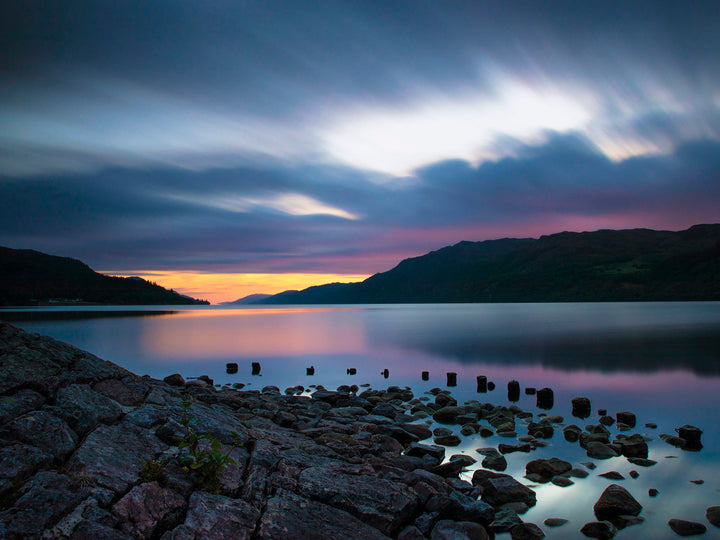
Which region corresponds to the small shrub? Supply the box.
[175,399,240,493]
[139,458,167,483]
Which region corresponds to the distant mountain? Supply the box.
[0,247,209,306]
[260,224,720,304]
[221,293,272,305]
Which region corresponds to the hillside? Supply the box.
[260,225,720,304]
[0,247,209,306]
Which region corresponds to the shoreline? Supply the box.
[0,322,716,539]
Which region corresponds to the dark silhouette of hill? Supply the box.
[221,293,272,305]
[0,247,209,306]
[260,224,720,304]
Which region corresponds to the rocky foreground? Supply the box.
[0,322,717,539]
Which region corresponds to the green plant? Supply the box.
[139,458,167,483]
[175,400,239,493]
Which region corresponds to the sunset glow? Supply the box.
[103,271,369,304]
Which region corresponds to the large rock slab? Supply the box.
[163,491,260,539]
[0,389,45,424]
[112,482,186,538]
[0,472,90,538]
[2,410,77,460]
[49,383,124,436]
[257,489,390,539]
[298,466,421,535]
[67,421,164,493]
[0,443,54,496]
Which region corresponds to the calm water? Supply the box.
[3,302,720,538]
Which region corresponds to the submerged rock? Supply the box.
[580,520,616,539]
[668,518,707,536]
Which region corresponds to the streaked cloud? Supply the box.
[1,1,719,300]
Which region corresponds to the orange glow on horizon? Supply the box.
[100,270,369,304]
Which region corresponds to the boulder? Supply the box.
[433,406,466,424]
[585,442,618,459]
[706,506,720,527]
[164,373,185,386]
[3,410,78,460]
[481,476,536,508]
[593,484,642,521]
[434,434,462,447]
[668,519,706,536]
[510,522,545,539]
[488,508,522,532]
[615,412,636,428]
[481,451,507,472]
[544,518,568,527]
[580,521,616,539]
[406,443,445,462]
[525,458,572,479]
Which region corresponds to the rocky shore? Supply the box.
[0,322,716,539]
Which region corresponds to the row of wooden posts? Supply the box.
[225,362,555,408]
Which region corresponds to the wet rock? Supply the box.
[498,443,532,454]
[563,425,581,442]
[525,458,572,479]
[629,470,639,479]
[706,506,720,527]
[627,457,656,467]
[615,412,636,428]
[257,489,389,539]
[572,397,592,418]
[668,519,707,536]
[476,376,488,392]
[580,521,616,539]
[527,421,553,439]
[613,433,648,459]
[510,522,545,539]
[599,416,615,426]
[431,520,489,540]
[481,475,536,508]
[430,460,465,478]
[449,454,477,466]
[551,477,574,487]
[298,466,421,535]
[166,491,260,539]
[649,488,659,497]
[645,422,657,429]
[489,508,522,532]
[433,406,466,424]
[660,434,686,448]
[593,484,642,521]
[585,441,618,459]
[164,373,185,386]
[508,380,520,402]
[434,434,462,447]
[481,451,507,472]
[676,425,703,448]
[544,518,568,527]
[689,479,704,485]
[402,423,433,441]
[536,388,554,409]
[425,490,495,524]
[406,443,445,462]
[599,471,624,480]
[112,481,186,538]
[3,409,78,460]
[478,426,494,437]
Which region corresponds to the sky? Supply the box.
[1,1,719,303]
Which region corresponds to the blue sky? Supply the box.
[1,1,719,298]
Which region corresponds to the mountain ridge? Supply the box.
[258,224,720,304]
[0,247,209,306]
